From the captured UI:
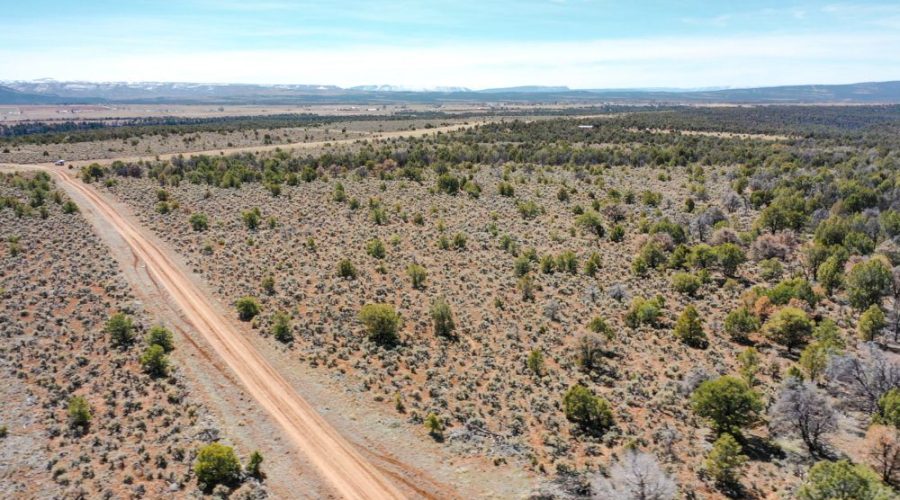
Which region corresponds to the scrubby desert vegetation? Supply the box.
[7,104,900,498]
[78,106,900,498]
[0,114,478,164]
[0,172,266,498]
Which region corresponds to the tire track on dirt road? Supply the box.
[4,162,409,499]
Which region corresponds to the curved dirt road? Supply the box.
[11,163,406,499]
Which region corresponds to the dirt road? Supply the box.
[0,120,512,498]
[3,163,407,499]
[57,120,490,168]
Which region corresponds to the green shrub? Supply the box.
[245,451,264,480]
[146,326,174,352]
[714,243,746,277]
[668,244,689,269]
[797,460,892,500]
[858,304,886,342]
[424,413,444,438]
[301,166,317,182]
[370,206,387,225]
[767,277,818,307]
[737,347,761,386]
[638,241,667,270]
[61,200,79,214]
[517,275,536,301]
[880,210,900,238]
[757,194,807,232]
[812,319,845,348]
[430,297,456,338]
[798,341,839,382]
[556,251,578,274]
[534,255,552,274]
[499,234,518,254]
[526,349,545,376]
[650,218,687,244]
[609,224,625,242]
[691,376,762,435]
[763,306,813,353]
[67,395,92,429]
[563,385,614,435]
[624,295,665,328]
[452,232,467,250]
[189,213,208,231]
[359,304,401,347]
[876,389,900,428]
[140,344,169,377]
[724,307,760,342]
[513,255,532,277]
[516,199,541,219]
[498,181,515,197]
[845,231,875,255]
[271,311,293,343]
[688,243,717,269]
[194,443,241,490]
[671,272,701,296]
[576,210,605,238]
[846,258,892,310]
[674,305,708,348]
[80,163,106,182]
[583,252,602,276]
[759,258,783,281]
[463,181,482,198]
[332,182,346,203]
[814,216,849,246]
[235,296,261,321]
[8,237,22,257]
[260,274,275,295]
[641,190,662,207]
[337,259,358,279]
[266,182,281,197]
[366,238,386,259]
[436,174,460,195]
[705,434,747,487]
[105,313,135,348]
[407,264,427,289]
[816,254,846,295]
[242,207,261,230]
[587,316,613,339]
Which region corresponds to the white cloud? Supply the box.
[1,32,898,89]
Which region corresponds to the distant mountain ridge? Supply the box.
[349,84,471,92]
[2,79,899,105]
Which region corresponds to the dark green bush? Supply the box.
[359,303,401,347]
[563,385,614,435]
[235,296,261,321]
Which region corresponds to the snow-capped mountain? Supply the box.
[349,84,471,92]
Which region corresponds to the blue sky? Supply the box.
[1,1,899,89]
